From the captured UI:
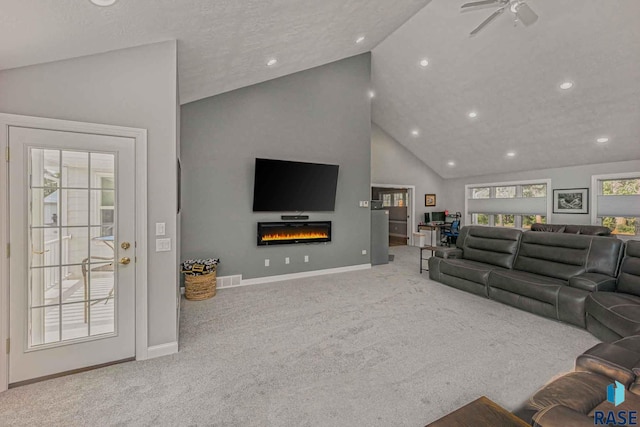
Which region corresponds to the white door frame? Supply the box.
[371,183,416,246]
[0,113,148,392]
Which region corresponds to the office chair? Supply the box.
[442,220,460,246]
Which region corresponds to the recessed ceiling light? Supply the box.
[559,81,574,90]
[596,137,609,143]
[468,111,478,119]
[506,151,516,157]
[89,0,117,5]
[447,161,456,167]
[355,36,366,44]
[266,58,278,67]
[411,129,420,137]
[419,58,429,68]
[368,90,376,99]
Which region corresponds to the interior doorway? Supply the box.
[371,185,415,247]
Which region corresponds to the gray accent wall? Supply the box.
[371,123,445,227]
[443,160,640,224]
[0,41,180,347]
[180,53,372,279]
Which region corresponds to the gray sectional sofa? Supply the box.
[428,226,626,329]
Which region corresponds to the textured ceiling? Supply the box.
[0,0,430,104]
[372,0,640,178]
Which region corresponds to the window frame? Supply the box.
[465,178,552,229]
[591,172,640,238]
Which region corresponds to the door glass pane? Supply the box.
[89,263,115,301]
[62,227,89,266]
[62,151,89,188]
[61,303,89,341]
[30,228,61,268]
[90,299,115,336]
[28,147,117,348]
[30,306,60,346]
[62,264,86,304]
[31,188,59,228]
[60,189,89,226]
[90,153,115,189]
[30,267,60,308]
[30,149,60,189]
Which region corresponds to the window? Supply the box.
[467,180,550,228]
[522,215,547,229]
[495,186,516,198]
[471,187,490,199]
[522,184,547,198]
[381,191,407,208]
[593,174,640,237]
[495,214,515,227]
[382,194,391,207]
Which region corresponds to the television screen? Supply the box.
[252,158,339,212]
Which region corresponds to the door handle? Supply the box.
[119,257,131,265]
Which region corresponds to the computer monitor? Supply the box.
[431,211,446,222]
[424,213,430,223]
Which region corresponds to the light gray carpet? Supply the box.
[0,246,599,426]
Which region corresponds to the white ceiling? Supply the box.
[372,0,640,178]
[0,0,430,104]
[3,0,639,179]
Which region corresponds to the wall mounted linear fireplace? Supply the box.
[257,221,331,246]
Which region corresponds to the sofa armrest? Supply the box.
[532,404,594,427]
[575,343,640,387]
[434,248,463,259]
[568,273,617,292]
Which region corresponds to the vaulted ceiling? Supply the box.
[2,0,639,178]
[0,0,429,104]
[372,0,640,178]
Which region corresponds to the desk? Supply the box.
[425,396,529,427]
[418,224,451,246]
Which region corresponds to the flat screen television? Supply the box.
[252,158,339,212]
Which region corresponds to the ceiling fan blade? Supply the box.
[515,2,538,26]
[461,0,501,9]
[469,7,505,36]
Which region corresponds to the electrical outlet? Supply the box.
[304,255,309,263]
[362,249,367,255]
[265,259,270,267]
[285,257,290,264]
[362,200,369,207]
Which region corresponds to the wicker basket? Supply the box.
[184,269,217,301]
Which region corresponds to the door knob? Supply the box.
[121,241,131,250]
[119,257,131,265]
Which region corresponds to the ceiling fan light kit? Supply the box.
[461,0,538,36]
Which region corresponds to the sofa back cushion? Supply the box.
[564,224,612,236]
[618,241,640,297]
[458,226,522,269]
[514,232,623,280]
[531,223,566,233]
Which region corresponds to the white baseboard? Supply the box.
[238,264,372,288]
[146,341,178,359]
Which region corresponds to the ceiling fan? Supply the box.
[461,0,538,36]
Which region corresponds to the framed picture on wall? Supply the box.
[553,188,589,214]
[425,194,436,207]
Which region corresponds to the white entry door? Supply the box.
[9,126,136,384]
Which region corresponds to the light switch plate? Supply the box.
[155,222,166,236]
[155,238,171,252]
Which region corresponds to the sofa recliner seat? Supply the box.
[429,226,625,329]
[531,223,612,236]
[585,241,640,341]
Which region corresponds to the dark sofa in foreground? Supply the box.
[428,226,625,329]
[516,334,640,425]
